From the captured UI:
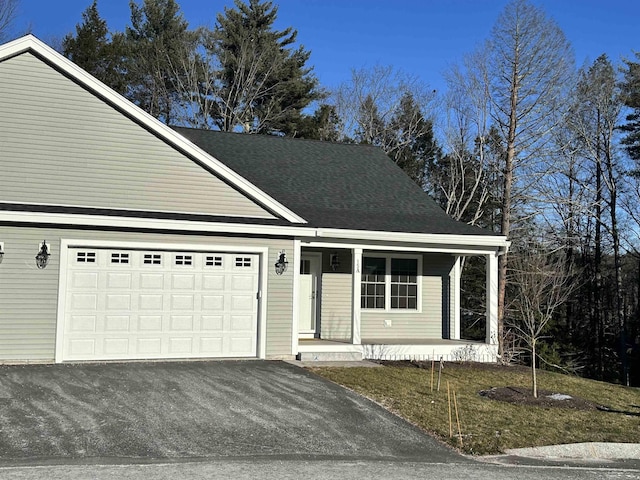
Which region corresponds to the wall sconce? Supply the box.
[274,250,288,275]
[35,240,50,269]
[330,252,340,271]
[0,242,4,265]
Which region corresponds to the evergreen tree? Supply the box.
[206,0,321,134]
[124,0,198,124]
[62,1,127,94]
[621,53,640,163]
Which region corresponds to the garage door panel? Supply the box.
[203,274,225,290]
[62,248,260,361]
[107,273,132,289]
[140,294,163,310]
[70,315,96,332]
[71,293,98,310]
[69,338,96,356]
[200,337,223,354]
[106,294,131,310]
[104,338,129,355]
[140,273,164,289]
[172,274,195,289]
[139,315,162,331]
[202,315,223,331]
[72,272,98,289]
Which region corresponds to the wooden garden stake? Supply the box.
[430,360,434,392]
[437,357,443,392]
[453,391,463,447]
[447,381,452,438]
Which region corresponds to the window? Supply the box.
[111,253,129,264]
[175,255,193,266]
[143,254,162,265]
[205,255,223,267]
[76,252,96,263]
[235,257,252,267]
[361,257,386,309]
[361,255,420,310]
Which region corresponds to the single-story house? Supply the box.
[0,35,508,364]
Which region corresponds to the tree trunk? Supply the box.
[532,339,538,398]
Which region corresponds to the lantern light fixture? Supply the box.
[0,242,4,265]
[35,240,50,269]
[274,250,288,275]
[330,252,340,271]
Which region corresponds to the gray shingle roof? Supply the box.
[174,127,497,236]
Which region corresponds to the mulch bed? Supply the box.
[478,386,599,410]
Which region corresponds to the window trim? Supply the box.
[361,253,422,313]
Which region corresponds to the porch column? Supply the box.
[486,251,499,345]
[351,248,362,345]
[452,256,461,340]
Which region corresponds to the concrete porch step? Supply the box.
[297,351,364,362]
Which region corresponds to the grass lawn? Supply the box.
[309,362,640,455]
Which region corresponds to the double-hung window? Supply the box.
[361,255,420,311]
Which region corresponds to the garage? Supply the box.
[57,246,261,362]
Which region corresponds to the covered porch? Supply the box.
[293,235,505,363]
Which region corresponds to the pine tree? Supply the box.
[124,0,198,124]
[206,0,321,134]
[621,54,640,163]
[62,1,127,94]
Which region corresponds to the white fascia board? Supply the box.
[0,35,306,225]
[313,228,509,250]
[0,210,315,237]
[301,240,500,256]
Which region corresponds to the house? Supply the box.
[0,35,508,364]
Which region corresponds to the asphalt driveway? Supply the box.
[0,361,468,463]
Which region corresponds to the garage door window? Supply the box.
[175,255,193,266]
[143,253,162,265]
[206,255,223,267]
[111,253,130,264]
[235,257,252,267]
[76,251,96,263]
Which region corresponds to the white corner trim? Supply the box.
[291,239,302,356]
[0,35,306,225]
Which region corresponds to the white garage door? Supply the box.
[60,247,260,361]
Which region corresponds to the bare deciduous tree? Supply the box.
[0,0,18,43]
[508,244,576,397]
[483,0,574,355]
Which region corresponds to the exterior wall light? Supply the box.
[330,252,340,271]
[274,250,288,275]
[0,242,4,265]
[35,240,50,269]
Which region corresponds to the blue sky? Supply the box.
[12,0,640,93]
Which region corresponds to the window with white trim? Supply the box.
[361,255,420,310]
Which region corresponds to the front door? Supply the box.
[298,253,321,338]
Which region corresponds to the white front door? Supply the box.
[298,253,321,338]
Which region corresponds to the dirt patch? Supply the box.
[478,386,599,410]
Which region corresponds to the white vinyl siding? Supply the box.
[0,53,275,220]
[320,273,352,341]
[0,226,294,362]
[361,254,455,340]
